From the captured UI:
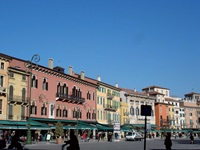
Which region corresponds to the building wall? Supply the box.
[155,103,168,130]
[8,68,28,121]
[97,83,120,125]
[0,56,11,120]
[9,57,97,122]
[120,91,129,125]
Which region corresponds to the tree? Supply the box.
[54,122,64,138]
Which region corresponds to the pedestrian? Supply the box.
[97,133,101,142]
[34,131,39,144]
[190,132,194,144]
[61,130,80,150]
[164,133,172,150]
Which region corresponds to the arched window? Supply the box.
[63,106,68,118]
[72,86,76,96]
[57,83,61,94]
[31,101,37,115]
[63,84,68,96]
[41,103,47,116]
[130,106,134,116]
[22,88,26,102]
[136,107,139,115]
[42,78,48,91]
[9,85,14,100]
[31,75,38,88]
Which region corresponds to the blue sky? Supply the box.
[0,0,200,97]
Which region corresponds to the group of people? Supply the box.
[164,132,195,150]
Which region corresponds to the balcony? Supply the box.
[107,93,114,100]
[104,104,118,112]
[8,114,13,120]
[8,95,29,105]
[56,93,85,104]
[0,86,6,95]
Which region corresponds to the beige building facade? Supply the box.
[0,54,12,120]
[180,92,200,129]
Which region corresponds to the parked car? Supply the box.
[125,131,143,141]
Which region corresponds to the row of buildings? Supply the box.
[0,52,200,137]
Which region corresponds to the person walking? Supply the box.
[190,132,194,144]
[164,133,172,150]
[62,130,80,150]
[34,131,39,144]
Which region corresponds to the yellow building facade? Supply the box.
[0,54,12,120]
[120,101,129,125]
[96,80,120,125]
[8,67,29,121]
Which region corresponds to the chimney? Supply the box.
[48,58,53,69]
[80,71,85,80]
[97,76,101,81]
[68,66,72,75]
[115,82,119,88]
[133,88,136,92]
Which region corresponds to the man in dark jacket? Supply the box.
[62,130,80,150]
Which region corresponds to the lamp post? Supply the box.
[76,106,80,140]
[24,54,40,144]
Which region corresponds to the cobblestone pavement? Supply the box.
[4,137,200,150]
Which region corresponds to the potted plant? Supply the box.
[54,122,64,144]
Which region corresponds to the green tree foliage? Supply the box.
[54,122,64,138]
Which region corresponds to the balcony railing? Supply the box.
[107,93,114,100]
[8,95,29,105]
[8,114,13,120]
[56,93,85,104]
[0,86,6,94]
[104,104,118,112]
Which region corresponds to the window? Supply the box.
[87,91,91,100]
[63,107,68,118]
[92,110,96,119]
[0,99,2,114]
[130,106,134,116]
[56,106,62,117]
[9,72,14,78]
[30,102,37,115]
[31,75,38,88]
[0,62,4,70]
[72,86,82,98]
[63,84,68,96]
[190,113,193,116]
[93,93,95,101]
[21,105,25,120]
[41,104,47,115]
[22,88,26,102]
[86,110,91,119]
[42,78,48,91]
[0,75,3,86]
[136,107,139,115]
[22,75,26,81]
[9,85,14,100]
[8,105,13,119]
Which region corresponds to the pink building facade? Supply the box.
[9,56,97,123]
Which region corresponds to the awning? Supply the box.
[96,124,113,131]
[0,120,50,130]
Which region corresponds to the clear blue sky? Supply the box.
[0,0,200,97]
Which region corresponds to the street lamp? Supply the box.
[24,54,40,144]
[75,106,80,140]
